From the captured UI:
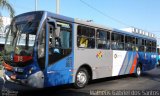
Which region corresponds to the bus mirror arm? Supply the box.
[47,17,57,28]
[55,27,60,37]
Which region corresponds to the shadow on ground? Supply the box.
[0,75,136,96]
[0,66,160,96]
[0,77,90,96]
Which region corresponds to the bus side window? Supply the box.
[111,32,124,50]
[48,21,72,65]
[125,35,135,51]
[77,26,95,48]
[131,37,136,51]
[111,41,117,50]
[135,38,139,51]
[96,29,110,49]
[146,40,151,52]
[111,33,116,50]
[152,41,156,52]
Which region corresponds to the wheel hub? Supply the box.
[77,71,87,87]
[137,67,141,76]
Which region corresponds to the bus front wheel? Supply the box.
[74,68,89,88]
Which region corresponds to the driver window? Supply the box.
[48,21,72,65]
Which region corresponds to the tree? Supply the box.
[0,0,15,33]
[0,0,15,18]
[0,0,15,67]
[0,16,2,32]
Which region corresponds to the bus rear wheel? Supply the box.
[135,65,142,77]
[74,68,89,88]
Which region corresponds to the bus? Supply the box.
[2,11,157,88]
[157,46,160,66]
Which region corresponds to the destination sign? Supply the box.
[57,22,71,28]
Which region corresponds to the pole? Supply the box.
[35,0,38,11]
[56,0,60,14]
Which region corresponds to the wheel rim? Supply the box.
[76,71,87,87]
[137,67,141,76]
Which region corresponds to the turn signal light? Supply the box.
[2,62,13,71]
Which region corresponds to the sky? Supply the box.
[1,0,160,42]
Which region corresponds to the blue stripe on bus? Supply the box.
[124,52,134,74]
[119,52,133,75]
[118,52,128,75]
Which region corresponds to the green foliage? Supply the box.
[0,0,15,18]
[0,51,3,70]
[0,17,3,32]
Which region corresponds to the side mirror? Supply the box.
[55,26,60,37]
[47,17,60,37]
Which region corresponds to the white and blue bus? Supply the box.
[157,46,160,65]
[3,11,157,88]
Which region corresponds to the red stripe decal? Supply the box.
[130,54,138,74]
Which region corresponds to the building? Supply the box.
[121,27,160,45]
[0,16,11,32]
[121,27,156,38]
[0,16,11,50]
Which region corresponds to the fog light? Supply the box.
[29,70,32,74]
[29,67,34,74]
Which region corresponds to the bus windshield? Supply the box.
[4,12,43,63]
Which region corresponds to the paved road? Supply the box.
[0,67,160,96]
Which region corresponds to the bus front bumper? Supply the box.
[3,71,44,88]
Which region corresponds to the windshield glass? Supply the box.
[4,12,43,62]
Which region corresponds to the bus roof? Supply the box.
[16,11,157,41]
[46,11,113,30]
[47,11,156,41]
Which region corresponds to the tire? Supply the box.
[135,65,142,77]
[74,68,89,89]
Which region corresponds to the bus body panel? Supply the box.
[112,51,133,76]
[74,48,113,80]
[112,51,157,76]
[74,49,157,81]
[138,52,157,71]
[44,53,74,87]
